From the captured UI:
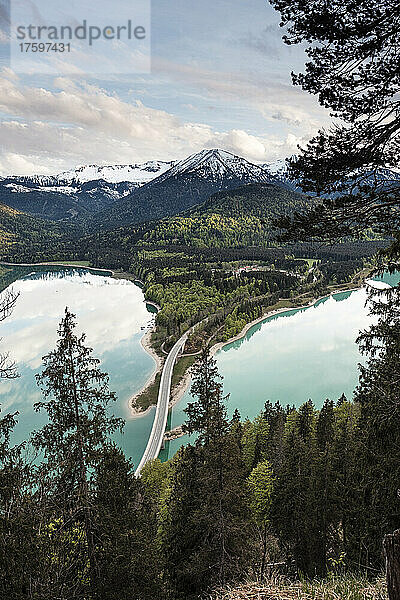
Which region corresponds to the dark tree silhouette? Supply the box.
[0,289,19,380]
[270,0,400,253]
[32,308,124,598]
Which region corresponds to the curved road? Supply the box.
[135,331,188,476]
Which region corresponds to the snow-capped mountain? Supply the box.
[0,176,140,221]
[260,157,301,190]
[0,160,174,221]
[261,158,400,192]
[0,149,292,225]
[261,158,288,175]
[91,148,284,229]
[59,160,174,185]
[156,149,275,184]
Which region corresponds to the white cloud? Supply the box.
[0,67,330,175]
[152,58,330,131]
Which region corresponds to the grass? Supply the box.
[112,271,137,281]
[132,355,195,413]
[171,355,196,391]
[210,574,387,600]
[291,257,318,269]
[132,373,161,412]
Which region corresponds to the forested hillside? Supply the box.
[140,184,311,248]
[0,177,138,221]
[0,284,397,598]
[73,181,382,359]
[0,203,79,260]
[88,150,283,230]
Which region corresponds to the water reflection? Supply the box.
[166,286,382,458]
[0,268,156,465]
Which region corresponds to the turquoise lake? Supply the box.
[0,268,157,466]
[0,267,398,466]
[166,271,400,457]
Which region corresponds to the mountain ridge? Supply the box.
[88,149,287,230]
[0,149,284,224]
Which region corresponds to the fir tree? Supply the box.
[352,285,400,568]
[94,445,160,599]
[247,460,275,580]
[163,349,250,598]
[271,402,322,575]
[32,308,123,597]
[0,409,33,599]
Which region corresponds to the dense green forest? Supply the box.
[137,184,312,248]
[1,0,400,595]
[0,279,398,599]
[0,202,81,262]
[77,186,385,353]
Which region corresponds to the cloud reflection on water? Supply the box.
[0,271,152,370]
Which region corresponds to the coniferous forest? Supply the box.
[1,0,400,598]
[0,279,399,599]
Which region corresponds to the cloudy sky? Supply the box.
[0,0,332,176]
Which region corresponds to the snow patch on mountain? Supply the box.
[261,158,289,175]
[58,161,174,184]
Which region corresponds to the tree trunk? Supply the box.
[383,529,400,600]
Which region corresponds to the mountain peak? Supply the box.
[154,148,274,184]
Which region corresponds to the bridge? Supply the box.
[135,331,188,476]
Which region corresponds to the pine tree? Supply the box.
[330,397,361,568]
[271,0,400,252]
[163,349,251,598]
[242,412,270,472]
[352,285,400,569]
[94,445,160,599]
[271,401,322,576]
[184,346,226,444]
[314,399,340,574]
[0,410,34,599]
[263,401,287,472]
[247,460,275,580]
[161,446,203,600]
[32,308,124,597]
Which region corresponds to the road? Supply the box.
[135,331,188,476]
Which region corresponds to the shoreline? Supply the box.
[163,283,365,416]
[0,260,115,275]
[6,260,367,421]
[128,328,164,418]
[0,260,161,418]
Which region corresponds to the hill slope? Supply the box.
[0,150,289,227]
[0,177,139,221]
[0,203,78,261]
[90,149,282,230]
[139,183,312,248]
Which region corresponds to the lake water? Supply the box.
[166,272,400,458]
[0,267,157,467]
[1,267,398,466]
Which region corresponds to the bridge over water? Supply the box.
[135,331,188,476]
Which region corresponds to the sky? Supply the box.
[0,0,332,176]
